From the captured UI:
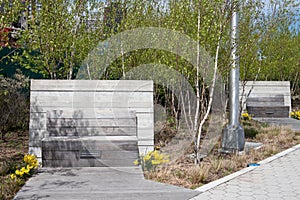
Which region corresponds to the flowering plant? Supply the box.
[134,149,169,171]
[241,111,252,121]
[291,110,300,120]
[10,154,39,180]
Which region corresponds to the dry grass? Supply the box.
[146,122,300,189]
[0,131,28,200]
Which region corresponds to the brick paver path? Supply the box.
[192,146,300,200]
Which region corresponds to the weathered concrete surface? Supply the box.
[13,167,199,200]
[254,118,300,131]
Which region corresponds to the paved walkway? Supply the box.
[13,167,199,200]
[192,144,300,200]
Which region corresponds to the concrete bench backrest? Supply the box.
[239,81,291,118]
[46,109,137,137]
[29,80,154,162]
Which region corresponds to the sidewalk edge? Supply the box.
[195,143,300,193]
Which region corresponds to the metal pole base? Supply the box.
[221,125,245,152]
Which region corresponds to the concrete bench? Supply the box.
[42,110,138,167]
[246,95,290,118]
[29,80,154,166]
[240,81,291,118]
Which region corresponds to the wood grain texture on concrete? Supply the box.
[29,80,154,161]
[239,81,291,118]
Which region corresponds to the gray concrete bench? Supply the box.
[29,80,154,166]
[240,81,291,118]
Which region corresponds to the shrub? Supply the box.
[0,70,29,140]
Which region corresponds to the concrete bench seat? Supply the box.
[42,136,138,167]
[246,105,290,118]
[42,109,138,167]
[246,95,290,118]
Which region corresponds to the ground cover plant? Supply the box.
[0,131,29,200]
[145,120,300,189]
[134,149,170,171]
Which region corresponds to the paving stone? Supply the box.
[236,195,256,200]
[193,146,300,200]
[252,194,269,200]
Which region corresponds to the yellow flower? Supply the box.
[152,150,160,159]
[291,111,295,115]
[133,160,139,165]
[33,160,39,169]
[151,160,161,165]
[23,166,30,174]
[27,164,33,170]
[24,154,38,167]
[10,174,16,180]
[15,169,21,176]
[291,110,300,120]
[20,167,26,173]
[242,113,248,117]
[143,154,151,161]
[24,154,32,163]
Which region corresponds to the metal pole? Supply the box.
[221,1,245,152]
[229,8,239,127]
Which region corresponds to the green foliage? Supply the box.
[244,128,259,139]
[2,0,105,79]
[0,70,29,140]
[239,0,300,95]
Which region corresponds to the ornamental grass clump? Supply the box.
[134,150,169,171]
[291,110,300,120]
[10,154,38,181]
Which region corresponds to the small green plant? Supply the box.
[291,110,300,120]
[134,149,169,171]
[10,154,39,182]
[244,127,259,139]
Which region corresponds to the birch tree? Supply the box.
[6,0,105,79]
